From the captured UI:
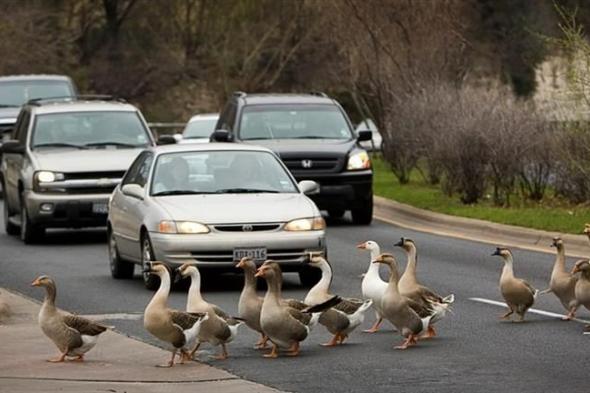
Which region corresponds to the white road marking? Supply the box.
[469,297,590,325]
[79,313,143,321]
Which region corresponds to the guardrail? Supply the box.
[147,122,185,137]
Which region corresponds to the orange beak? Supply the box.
[572,266,580,274]
[254,267,265,278]
[235,260,243,269]
[31,278,41,287]
[356,242,367,249]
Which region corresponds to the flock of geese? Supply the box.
[30,224,590,365]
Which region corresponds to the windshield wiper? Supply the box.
[152,190,215,196]
[288,136,341,139]
[215,188,280,194]
[85,142,144,148]
[0,104,19,108]
[34,143,87,149]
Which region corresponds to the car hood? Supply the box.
[0,107,20,125]
[243,138,355,158]
[32,148,144,173]
[154,193,316,224]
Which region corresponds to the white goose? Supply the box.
[357,240,388,332]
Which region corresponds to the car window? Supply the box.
[122,152,152,187]
[31,111,150,149]
[150,150,297,196]
[14,110,31,143]
[238,104,352,140]
[0,80,74,107]
[217,102,237,131]
[183,117,218,138]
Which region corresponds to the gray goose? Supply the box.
[31,275,107,362]
[491,248,538,322]
[304,255,372,346]
[255,261,341,358]
[542,237,578,319]
[236,257,268,349]
[572,259,590,332]
[143,262,208,367]
[176,263,242,360]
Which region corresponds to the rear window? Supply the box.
[0,80,74,107]
[239,104,352,140]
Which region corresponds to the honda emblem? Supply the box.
[301,159,313,168]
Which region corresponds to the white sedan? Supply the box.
[107,143,326,289]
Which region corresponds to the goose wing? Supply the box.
[63,314,107,336]
[169,310,207,330]
[333,298,365,315]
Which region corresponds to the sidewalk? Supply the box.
[0,289,282,393]
[374,196,589,258]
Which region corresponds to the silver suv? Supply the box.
[1,97,155,243]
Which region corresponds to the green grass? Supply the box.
[372,156,590,234]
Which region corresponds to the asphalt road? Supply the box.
[1,203,588,393]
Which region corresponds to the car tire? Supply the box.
[108,228,134,279]
[20,193,44,244]
[141,232,160,290]
[327,209,345,219]
[351,196,373,225]
[3,189,19,236]
[299,265,322,287]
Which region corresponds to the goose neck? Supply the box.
[552,245,566,273]
[187,270,204,303]
[148,272,170,309]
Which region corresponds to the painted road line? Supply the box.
[469,297,590,325]
[81,313,143,321]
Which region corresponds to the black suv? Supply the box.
[211,92,373,224]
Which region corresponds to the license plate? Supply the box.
[92,203,109,214]
[233,247,267,262]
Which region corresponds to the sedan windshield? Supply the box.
[0,80,74,107]
[239,104,352,140]
[183,117,218,139]
[31,111,150,149]
[151,150,298,196]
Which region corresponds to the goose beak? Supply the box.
[31,278,40,287]
[394,238,404,247]
[572,266,580,274]
[356,242,367,249]
[235,261,243,268]
[254,268,264,278]
[491,248,501,256]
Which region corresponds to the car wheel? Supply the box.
[108,228,134,279]
[141,233,160,290]
[327,209,345,219]
[351,196,373,225]
[299,265,322,287]
[3,190,19,236]
[20,193,44,244]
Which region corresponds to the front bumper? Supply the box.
[293,169,372,210]
[149,229,326,270]
[24,190,110,228]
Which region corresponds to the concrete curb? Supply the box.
[373,196,590,258]
[0,288,283,393]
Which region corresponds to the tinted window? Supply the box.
[150,150,297,196]
[0,80,74,107]
[239,104,352,140]
[31,111,150,149]
[122,152,153,187]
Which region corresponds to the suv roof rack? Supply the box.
[27,94,126,106]
[309,91,328,98]
[232,91,247,98]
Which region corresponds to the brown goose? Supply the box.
[395,237,454,336]
[584,224,590,244]
[572,259,590,332]
[255,261,341,358]
[372,254,435,349]
[304,256,372,346]
[542,237,578,319]
[143,262,208,367]
[491,248,538,322]
[236,257,267,349]
[176,263,242,360]
[31,275,107,362]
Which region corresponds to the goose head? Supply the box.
[572,259,590,275]
[255,260,281,280]
[394,237,415,251]
[491,247,512,260]
[176,262,198,278]
[308,254,329,268]
[372,253,398,268]
[583,224,590,236]
[143,261,171,278]
[31,275,55,289]
[235,257,255,270]
[550,237,564,249]
[356,240,379,251]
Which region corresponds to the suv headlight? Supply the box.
[35,171,65,183]
[347,151,371,170]
[158,220,210,234]
[284,217,326,231]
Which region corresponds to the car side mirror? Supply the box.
[298,180,320,195]
[210,129,233,142]
[357,130,372,142]
[121,184,145,200]
[1,140,25,154]
[157,135,176,145]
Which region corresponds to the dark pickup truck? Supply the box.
[211,92,374,224]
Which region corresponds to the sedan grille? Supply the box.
[213,224,281,232]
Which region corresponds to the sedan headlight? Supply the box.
[158,220,210,234]
[347,151,371,170]
[284,217,326,231]
[35,171,65,183]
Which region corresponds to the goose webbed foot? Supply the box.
[363,318,382,333]
[263,343,279,358]
[72,355,84,362]
[321,333,341,347]
[286,342,300,357]
[209,344,228,360]
[394,335,417,350]
[255,334,269,349]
